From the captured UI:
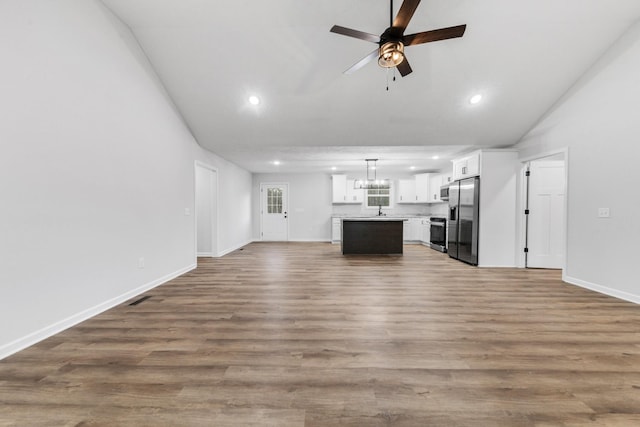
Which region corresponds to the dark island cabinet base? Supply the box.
[341,220,404,255]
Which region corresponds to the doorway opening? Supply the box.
[520,151,567,269]
[260,183,289,241]
[195,162,218,259]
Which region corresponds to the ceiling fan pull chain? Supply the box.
[386,68,390,91]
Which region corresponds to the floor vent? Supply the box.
[129,295,152,306]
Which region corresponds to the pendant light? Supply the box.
[354,159,391,189]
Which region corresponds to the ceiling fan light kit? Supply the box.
[330,0,466,78]
[378,41,405,68]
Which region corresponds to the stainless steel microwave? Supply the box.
[440,185,450,201]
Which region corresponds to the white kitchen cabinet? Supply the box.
[428,174,443,203]
[332,174,347,203]
[415,173,431,203]
[397,179,416,203]
[332,175,362,204]
[441,172,453,186]
[421,218,431,245]
[402,220,411,241]
[452,152,481,181]
[403,218,423,242]
[331,218,341,243]
[346,180,364,203]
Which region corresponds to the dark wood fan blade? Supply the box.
[396,57,412,77]
[392,0,421,33]
[403,24,466,46]
[330,25,380,43]
[344,49,379,74]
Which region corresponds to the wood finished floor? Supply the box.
[1,243,640,426]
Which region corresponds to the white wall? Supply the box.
[0,0,252,358]
[252,173,333,241]
[515,21,640,303]
[478,151,519,267]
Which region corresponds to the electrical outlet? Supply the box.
[597,208,610,218]
[138,257,145,269]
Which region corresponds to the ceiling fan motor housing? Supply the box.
[380,27,404,44]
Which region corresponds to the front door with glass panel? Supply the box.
[260,183,288,241]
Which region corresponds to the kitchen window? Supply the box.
[365,184,392,209]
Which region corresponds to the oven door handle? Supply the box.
[431,223,445,227]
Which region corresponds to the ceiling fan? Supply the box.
[330,0,466,77]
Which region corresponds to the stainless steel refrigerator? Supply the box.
[447,177,480,265]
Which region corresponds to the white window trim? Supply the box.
[364,184,394,209]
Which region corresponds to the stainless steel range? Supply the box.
[429,217,447,253]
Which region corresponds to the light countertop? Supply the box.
[340,217,409,221]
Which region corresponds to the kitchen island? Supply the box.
[341,218,406,255]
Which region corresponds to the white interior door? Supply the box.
[261,183,288,241]
[195,163,217,257]
[527,160,565,268]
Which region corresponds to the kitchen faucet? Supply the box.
[378,205,386,216]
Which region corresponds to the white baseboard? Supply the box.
[197,252,213,257]
[217,240,253,257]
[563,274,640,304]
[0,263,196,360]
[478,264,518,268]
[288,239,331,242]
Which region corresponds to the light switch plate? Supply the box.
[597,207,610,218]
[184,208,191,216]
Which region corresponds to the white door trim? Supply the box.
[260,182,289,241]
[194,161,219,259]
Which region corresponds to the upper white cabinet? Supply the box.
[441,172,453,186]
[332,175,363,204]
[428,174,442,203]
[415,173,431,203]
[397,179,416,203]
[452,152,481,181]
[332,174,347,203]
[346,180,364,203]
[399,173,432,203]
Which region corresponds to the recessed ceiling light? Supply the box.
[273,160,280,165]
[331,166,337,171]
[248,95,260,105]
[409,166,416,170]
[469,94,482,105]
[432,155,440,160]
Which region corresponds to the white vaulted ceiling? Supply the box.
[101,0,640,173]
